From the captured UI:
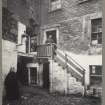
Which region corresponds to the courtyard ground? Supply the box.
[3,86,102,105]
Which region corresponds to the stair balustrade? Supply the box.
[37,43,56,59]
[56,49,86,85]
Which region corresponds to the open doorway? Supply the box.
[43,62,50,90]
[17,56,32,85]
[46,30,57,44]
[43,28,59,44]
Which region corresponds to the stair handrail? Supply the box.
[57,49,86,72]
[66,53,85,72]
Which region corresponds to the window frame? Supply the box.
[91,18,102,45]
[29,36,38,53]
[89,65,102,86]
[49,0,62,12]
[85,13,102,46]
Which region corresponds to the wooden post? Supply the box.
[28,68,31,85]
[83,70,87,96]
[49,52,54,93]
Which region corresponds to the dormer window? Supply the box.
[50,0,62,12]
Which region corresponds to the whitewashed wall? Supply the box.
[2,40,17,81]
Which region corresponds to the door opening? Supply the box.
[46,30,57,44]
[30,67,37,85]
[43,62,50,89]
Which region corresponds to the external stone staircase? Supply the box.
[50,49,85,95]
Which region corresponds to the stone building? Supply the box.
[2,0,102,97]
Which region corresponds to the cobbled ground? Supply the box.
[3,86,102,105]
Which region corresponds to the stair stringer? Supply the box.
[50,60,84,95]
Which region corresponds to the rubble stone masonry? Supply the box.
[40,0,102,55]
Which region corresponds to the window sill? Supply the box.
[48,7,62,13]
[78,0,89,4]
[90,44,102,47]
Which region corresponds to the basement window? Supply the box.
[89,65,102,86]
[49,0,62,12]
[91,18,102,45]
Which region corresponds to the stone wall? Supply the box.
[40,0,102,54]
[40,0,102,26]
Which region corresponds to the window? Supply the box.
[30,36,37,52]
[91,18,102,45]
[50,0,62,11]
[89,65,102,86]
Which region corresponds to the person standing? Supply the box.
[4,67,20,101]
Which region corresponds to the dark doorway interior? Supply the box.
[46,30,57,43]
[43,62,50,89]
[17,56,32,85]
[30,67,37,85]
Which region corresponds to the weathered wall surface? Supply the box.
[2,40,17,81]
[40,0,102,55]
[41,0,102,25]
[2,0,41,76]
[6,0,41,26]
[49,61,84,95]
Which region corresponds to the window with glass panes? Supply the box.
[50,0,61,11]
[89,65,102,86]
[91,18,102,45]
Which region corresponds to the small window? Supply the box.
[89,65,102,86]
[91,18,102,45]
[50,0,62,11]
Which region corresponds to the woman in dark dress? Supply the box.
[4,67,19,101]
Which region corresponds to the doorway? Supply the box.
[30,67,37,85]
[46,30,57,43]
[43,62,50,89]
[17,56,32,85]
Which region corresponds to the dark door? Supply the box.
[43,62,50,89]
[46,30,57,43]
[30,68,37,85]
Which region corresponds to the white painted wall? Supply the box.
[2,40,17,81]
[18,22,26,44]
[66,51,102,86]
